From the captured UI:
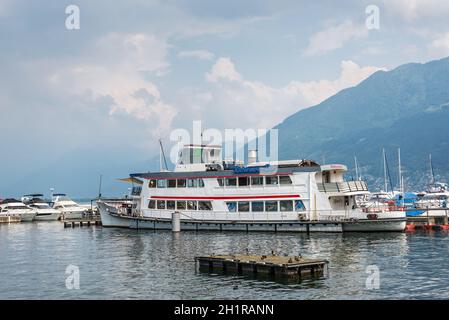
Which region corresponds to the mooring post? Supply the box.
[172,211,181,232]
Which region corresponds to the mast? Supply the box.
[398,148,402,193]
[354,156,359,181]
[429,154,435,185]
[383,148,388,192]
[159,139,169,171]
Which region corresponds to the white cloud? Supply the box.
[383,0,449,21]
[95,32,171,76]
[303,20,368,57]
[428,31,449,58]
[183,58,385,130]
[178,50,215,60]
[284,60,386,105]
[45,32,177,137]
[205,57,243,82]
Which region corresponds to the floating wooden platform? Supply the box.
[195,254,328,280]
[63,219,102,228]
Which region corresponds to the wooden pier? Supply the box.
[195,254,328,280]
[63,218,102,228]
[0,215,21,224]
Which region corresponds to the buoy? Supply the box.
[405,224,415,232]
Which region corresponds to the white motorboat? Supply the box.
[22,194,61,221]
[0,199,37,222]
[51,194,86,220]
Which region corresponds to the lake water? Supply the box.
[1,222,448,299]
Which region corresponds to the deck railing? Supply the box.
[317,181,368,193]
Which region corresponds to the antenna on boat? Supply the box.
[159,139,169,171]
[98,174,103,199]
[354,156,359,181]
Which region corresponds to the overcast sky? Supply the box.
[1,0,449,197]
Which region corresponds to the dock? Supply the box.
[0,215,21,224]
[195,254,328,280]
[63,218,102,228]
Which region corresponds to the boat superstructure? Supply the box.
[99,144,406,232]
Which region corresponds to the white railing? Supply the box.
[317,181,368,193]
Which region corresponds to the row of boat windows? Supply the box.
[147,199,306,212]
[226,200,306,212]
[147,175,293,189]
[148,200,213,211]
[149,179,205,188]
[218,175,292,187]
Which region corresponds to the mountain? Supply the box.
[275,56,449,191]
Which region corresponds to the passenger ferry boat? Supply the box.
[98,144,406,232]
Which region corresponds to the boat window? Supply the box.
[157,180,167,188]
[168,179,176,188]
[251,176,263,186]
[149,180,157,188]
[226,202,237,212]
[187,201,197,210]
[176,201,186,210]
[251,201,264,212]
[266,201,278,212]
[225,178,237,187]
[295,200,306,211]
[238,177,249,187]
[238,201,250,212]
[167,201,176,210]
[187,179,197,188]
[177,179,186,188]
[198,179,205,188]
[217,178,224,187]
[198,201,212,211]
[279,176,292,185]
[148,200,156,209]
[157,200,166,209]
[265,176,279,185]
[280,200,293,212]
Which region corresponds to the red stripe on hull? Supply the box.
[149,194,300,200]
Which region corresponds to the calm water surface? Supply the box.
[0,222,448,299]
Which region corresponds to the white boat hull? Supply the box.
[19,212,37,222]
[98,202,405,232]
[34,212,61,221]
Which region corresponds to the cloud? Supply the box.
[285,60,387,105]
[205,57,243,82]
[180,58,385,130]
[95,32,171,76]
[428,31,449,58]
[383,0,449,21]
[178,50,215,60]
[303,20,368,57]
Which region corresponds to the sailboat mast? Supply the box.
[429,154,435,185]
[354,156,359,181]
[383,148,387,192]
[398,148,402,193]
